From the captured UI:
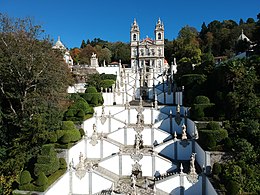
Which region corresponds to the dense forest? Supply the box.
[0,12,260,195]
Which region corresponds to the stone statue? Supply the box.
[182,124,187,140]
[92,52,96,58]
[190,153,196,170]
[131,174,136,189]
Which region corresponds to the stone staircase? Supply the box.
[94,165,119,182]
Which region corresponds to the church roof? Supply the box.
[237,29,251,43]
[53,36,66,50]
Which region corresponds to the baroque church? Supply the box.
[18,19,218,195]
[130,18,167,72]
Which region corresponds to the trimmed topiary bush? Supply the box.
[194,95,210,104]
[34,144,60,177]
[56,130,65,140]
[61,121,76,130]
[223,137,233,151]
[86,86,98,93]
[49,131,58,143]
[198,131,216,150]
[59,158,67,169]
[59,129,81,144]
[206,121,221,130]
[100,79,115,89]
[35,172,48,187]
[19,170,32,185]
[212,162,222,176]
[79,128,85,137]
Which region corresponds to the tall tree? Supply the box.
[0,13,72,191]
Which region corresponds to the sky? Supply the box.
[0,0,259,49]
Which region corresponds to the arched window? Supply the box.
[133,34,137,41]
[158,33,161,40]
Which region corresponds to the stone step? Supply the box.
[94,165,119,181]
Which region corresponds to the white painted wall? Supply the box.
[92,173,113,194]
[122,155,133,176]
[156,175,180,194]
[72,171,89,194]
[44,172,70,195]
[68,139,85,165]
[99,155,119,175]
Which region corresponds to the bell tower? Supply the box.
[130,19,140,69]
[130,19,140,46]
[154,18,164,45]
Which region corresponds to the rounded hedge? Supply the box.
[49,132,58,143]
[212,162,222,176]
[61,121,76,130]
[223,137,233,151]
[35,172,48,187]
[60,129,81,144]
[100,79,115,89]
[59,158,67,169]
[86,86,98,93]
[20,170,32,185]
[206,121,221,130]
[194,96,210,104]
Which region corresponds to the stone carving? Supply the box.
[75,152,86,179]
[131,174,136,189]
[187,153,198,183]
[92,52,96,58]
[89,124,99,146]
[136,112,144,125]
[190,153,196,170]
[182,124,187,140]
[100,105,107,124]
[132,161,142,178]
[131,133,144,161]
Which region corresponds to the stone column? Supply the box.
[69,169,73,195]
[108,111,112,133]
[151,127,154,145]
[124,125,127,145]
[100,137,103,158]
[170,110,173,135]
[125,81,128,103]
[119,153,122,176]
[128,106,131,125]
[180,172,184,195]
[89,171,92,195]
[152,152,155,176]
[122,88,125,104]
[151,107,154,125]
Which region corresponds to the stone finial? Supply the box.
[180,163,183,174]
[174,131,177,140]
